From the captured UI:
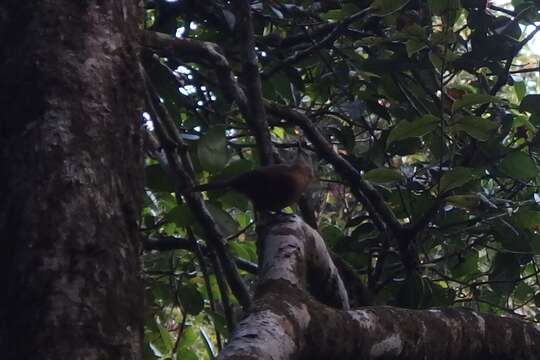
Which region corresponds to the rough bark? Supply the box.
[219,216,540,360]
[0,1,144,359]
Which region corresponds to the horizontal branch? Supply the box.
[143,235,258,274]
[219,216,540,360]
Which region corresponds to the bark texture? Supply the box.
[219,216,540,360]
[0,1,144,359]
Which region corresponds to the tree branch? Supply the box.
[219,216,540,360]
[143,235,258,274]
[141,30,248,109]
[266,103,403,234]
[141,30,319,226]
[143,71,252,310]
[261,8,372,78]
[231,0,275,165]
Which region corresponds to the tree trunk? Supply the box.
[0,2,144,359]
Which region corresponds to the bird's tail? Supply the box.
[190,179,231,192]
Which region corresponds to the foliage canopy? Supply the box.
[140,1,540,358]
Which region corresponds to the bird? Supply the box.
[190,156,314,211]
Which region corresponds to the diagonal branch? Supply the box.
[140,32,425,268]
[261,8,372,78]
[142,29,275,165]
[143,69,252,310]
[141,30,249,115]
[142,29,318,225]
[266,103,403,234]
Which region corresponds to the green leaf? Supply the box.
[157,322,173,353]
[165,205,195,228]
[197,126,228,172]
[489,252,520,294]
[387,137,423,155]
[405,39,427,57]
[493,223,532,254]
[386,115,439,146]
[321,225,345,246]
[208,311,229,337]
[217,192,250,211]
[498,151,538,179]
[272,126,285,139]
[452,93,499,112]
[241,240,257,262]
[329,126,356,153]
[534,293,540,308]
[143,342,157,360]
[519,94,540,115]
[363,168,404,184]
[321,9,346,21]
[446,194,482,209]
[205,203,238,237]
[439,167,476,193]
[178,284,204,315]
[396,273,432,309]
[229,241,257,263]
[451,251,479,278]
[176,326,199,360]
[178,326,198,351]
[452,116,498,141]
[430,282,455,306]
[176,350,197,360]
[199,328,216,360]
[428,0,460,15]
[146,164,175,193]
[263,71,294,102]
[514,81,527,103]
[429,50,444,72]
[372,0,410,16]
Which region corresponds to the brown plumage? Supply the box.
[191,157,314,211]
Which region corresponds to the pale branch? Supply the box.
[256,215,350,309]
[143,72,252,310]
[310,305,540,359]
[258,216,349,310]
[219,216,540,360]
[231,0,274,165]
